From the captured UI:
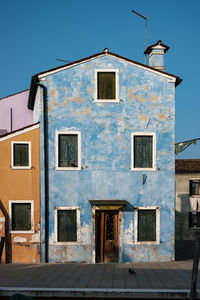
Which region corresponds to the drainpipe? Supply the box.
[37,80,49,263]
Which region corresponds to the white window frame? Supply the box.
[11,141,31,169]
[94,69,119,102]
[134,206,160,245]
[54,206,80,245]
[9,200,34,234]
[55,131,81,170]
[131,132,156,171]
[189,178,200,196]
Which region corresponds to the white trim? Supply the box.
[94,69,120,102]
[134,206,160,245]
[54,206,80,245]
[9,200,34,234]
[131,132,156,171]
[37,53,177,83]
[0,124,39,142]
[55,131,81,171]
[11,141,31,169]
[0,217,5,222]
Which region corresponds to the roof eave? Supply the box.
[28,50,182,109]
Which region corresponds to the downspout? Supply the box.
[37,80,49,263]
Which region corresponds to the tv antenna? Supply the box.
[56,59,71,63]
[131,9,147,64]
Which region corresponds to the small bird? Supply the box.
[128,268,136,275]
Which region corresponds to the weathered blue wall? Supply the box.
[37,54,176,263]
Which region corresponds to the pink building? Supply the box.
[0,89,33,135]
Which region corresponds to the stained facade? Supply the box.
[27,42,182,263]
[0,124,40,263]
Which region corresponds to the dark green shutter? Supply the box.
[134,136,153,168]
[14,144,29,166]
[58,210,77,242]
[58,134,78,167]
[138,210,156,241]
[12,203,31,231]
[97,72,115,99]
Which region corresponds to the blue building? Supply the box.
[28,41,182,263]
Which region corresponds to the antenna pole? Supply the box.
[131,9,147,64]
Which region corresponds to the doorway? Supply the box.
[95,210,118,263]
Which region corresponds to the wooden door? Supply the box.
[95,210,118,263]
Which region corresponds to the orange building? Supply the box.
[0,123,40,263]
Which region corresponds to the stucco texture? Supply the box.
[0,127,40,263]
[37,54,176,263]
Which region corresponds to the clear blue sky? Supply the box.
[0,0,199,158]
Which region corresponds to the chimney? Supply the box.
[144,40,169,71]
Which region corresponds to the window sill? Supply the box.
[53,241,80,245]
[12,166,32,170]
[55,166,81,171]
[93,99,121,103]
[131,167,157,172]
[134,241,160,245]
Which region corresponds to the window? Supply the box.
[190,180,200,195]
[131,133,156,170]
[11,141,31,169]
[189,212,200,228]
[56,131,81,170]
[55,207,80,243]
[95,69,119,102]
[9,201,34,233]
[134,206,160,244]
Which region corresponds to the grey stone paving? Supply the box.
[0,261,199,298]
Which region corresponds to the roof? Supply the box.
[144,40,170,54]
[0,89,30,101]
[0,122,39,142]
[175,159,200,173]
[28,48,182,110]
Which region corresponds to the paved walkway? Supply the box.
[0,260,199,298]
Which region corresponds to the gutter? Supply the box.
[28,76,49,263]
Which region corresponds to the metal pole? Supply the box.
[131,10,147,64]
[10,108,12,132]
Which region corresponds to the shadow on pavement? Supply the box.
[175,240,194,261]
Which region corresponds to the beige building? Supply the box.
[0,123,40,263]
[175,159,200,241]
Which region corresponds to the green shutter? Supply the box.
[12,203,31,231]
[138,210,156,241]
[98,72,115,99]
[134,136,153,168]
[14,144,29,166]
[58,134,78,167]
[58,210,77,242]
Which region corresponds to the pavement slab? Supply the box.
[0,260,200,298]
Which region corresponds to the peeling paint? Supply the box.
[140,113,148,121]
[13,237,27,243]
[30,231,40,242]
[158,113,167,121]
[37,54,177,263]
[87,86,92,95]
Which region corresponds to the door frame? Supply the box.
[91,206,123,263]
